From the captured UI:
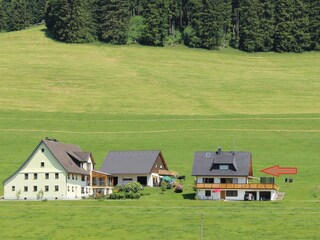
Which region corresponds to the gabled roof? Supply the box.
[100,151,167,175]
[3,139,90,184]
[192,149,252,176]
[43,139,89,175]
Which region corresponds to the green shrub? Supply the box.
[128,16,146,44]
[165,31,182,46]
[161,182,167,191]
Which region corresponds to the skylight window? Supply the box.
[219,165,229,170]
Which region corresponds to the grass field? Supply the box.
[0,26,319,239]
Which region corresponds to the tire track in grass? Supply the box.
[0,117,320,122]
[0,128,319,134]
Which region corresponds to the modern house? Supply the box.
[100,151,176,187]
[3,138,113,200]
[192,147,279,201]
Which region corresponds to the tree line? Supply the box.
[0,0,46,31]
[1,0,319,52]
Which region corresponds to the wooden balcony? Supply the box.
[195,183,279,191]
[159,169,178,176]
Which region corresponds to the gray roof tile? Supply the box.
[100,151,162,174]
[192,150,252,176]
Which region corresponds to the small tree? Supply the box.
[15,190,21,200]
[37,189,44,200]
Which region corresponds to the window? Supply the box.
[219,165,229,170]
[226,190,238,197]
[34,173,38,180]
[205,190,211,197]
[203,178,214,183]
[81,187,84,194]
[24,173,28,180]
[160,165,163,169]
[45,186,49,192]
[81,175,85,181]
[33,186,37,192]
[72,186,74,192]
[220,178,233,184]
[41,162,45,167]
[55,186,59,192]
[24,186,28,192]
[68,174,70,180]
[45,173,49,179]
[68,186,70,192]
[55,173,59,179]
[72,174,74,180]
[41,148,45,153]
[12,186,15,191]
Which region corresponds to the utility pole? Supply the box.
[200,214,204,240]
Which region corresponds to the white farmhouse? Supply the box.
[3,138,113,200]
[192,147,279,201]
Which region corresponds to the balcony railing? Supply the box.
[159,170,178,176]
[195,183,279,191]
[92,181,112,187]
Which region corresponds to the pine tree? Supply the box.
[239,0,261,52]
[259,0,275,51]
[186,0,231,50]
[10,0,31,31]
[308,0,320,50]
[29,0,46,24]
[274,0,295,52]
[230,0,240,48]
[139,0,169,46]
[45,0,95,43]
[0,0,6,31]
[292,0,310,52]
[97,0,131,44]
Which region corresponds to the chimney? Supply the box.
[217,147,222,155]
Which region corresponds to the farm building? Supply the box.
[192,147,279,201]
[100,151,176,187]
[3,138,113,200]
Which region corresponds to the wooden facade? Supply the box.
[196,183,279,191]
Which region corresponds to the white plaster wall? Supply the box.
[196,190,220,200]
[66,174,88,199]
[4,143,68,200]
[115,174,154,187]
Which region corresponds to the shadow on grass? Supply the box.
[182,193,196,200]
[41,28,60,43]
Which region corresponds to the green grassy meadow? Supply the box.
[0,27,320,239]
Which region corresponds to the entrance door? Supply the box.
[221,191,226,199]
[113,177,118,186]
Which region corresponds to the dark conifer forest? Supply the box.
[0,0,319,52]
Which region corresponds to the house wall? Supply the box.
[4,143,68,200]
[66,174,88,199]
[196,176,247,184]
[4,142,90,200]
[114,174,156,187]
[196,189,278,201]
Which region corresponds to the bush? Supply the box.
[161,182,167,191]
[108,181,143,199]
[128,16,146,44]
[175,185,183,193]
[165,31,182,46]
